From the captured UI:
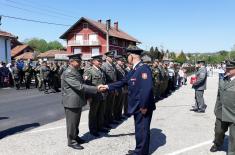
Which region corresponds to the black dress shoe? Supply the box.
[210,144,220,152]
[90,132,100,137]
[190,108,198,111]
[105,125,112,129]
[111,120,119,125]
[68,144,84,150]
[126,149,135,155]
[195,110,205,113]
[76,137,86,144]
[128,150,135,154]
[99,128,110,133]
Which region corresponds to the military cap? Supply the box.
[91,54,103,61]
[225,60,235,69]
[104,50,115,57]
[114,55,125,61]
[126,45,143,55]
[68,53,82,61]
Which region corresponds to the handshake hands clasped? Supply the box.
[97,84,108,93]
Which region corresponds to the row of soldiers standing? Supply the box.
[82,51,129,136]
[81,51,182,136]
[11,59,68,93]
[151,60,182,101]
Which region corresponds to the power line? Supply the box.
[1,14,71,26]
[22,0,79,17]
[0,1,74,20]
[4,0,77,19]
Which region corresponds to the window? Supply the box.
[75,34,83,41]
[112,38,118,45]
[89,34,98,45]
[91,47,100,56]
[89,34,97,41]
[83,23,88,29]
[73,48,81,54]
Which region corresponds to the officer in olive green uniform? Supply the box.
[210,60,235,155]
[61,54,98,150]
[114,55,126,121]
[101,51,117,127]
[192,60,207,113]
[83,55,108,137]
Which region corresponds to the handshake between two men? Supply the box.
[96,84,148,115]
[97,84,109,93]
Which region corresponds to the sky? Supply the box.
[0,0,235,53]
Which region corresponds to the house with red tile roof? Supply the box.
[60,17,140,59]
[11,44,34,59]
[14,52,35,60]
[0,30,16,63]
[37,50,68,61]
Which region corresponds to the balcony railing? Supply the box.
[68,40,100,46]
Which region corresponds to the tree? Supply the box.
[149,46,161,60]
[48,41,63,50]
[149,46,154,53]
[154,47,161,59]
[169,52,176,60]
[25,38,63,52]
[176,50,187,64]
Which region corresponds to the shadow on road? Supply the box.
[0,123,40,139]
[149,128,166,154]
[0,117,9,120]
[105,132,135,137]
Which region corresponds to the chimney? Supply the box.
[114,22,118,31]
[98,19,102,23]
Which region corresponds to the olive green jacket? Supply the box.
[214,78,235,123]
[61,66,97,108]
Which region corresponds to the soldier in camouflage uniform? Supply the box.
[40,61,50,94]
[83,55,108,137]
[152,59,162,101]
[35,62,43,91]
[24,62,33,89]
[12,63,20,90]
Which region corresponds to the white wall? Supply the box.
[0,37,11,63]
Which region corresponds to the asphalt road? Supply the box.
[0,88,65,139]
[0,75,227,155]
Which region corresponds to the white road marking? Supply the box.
[27,122,87,134]
[166,140,213,155]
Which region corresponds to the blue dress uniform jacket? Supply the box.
[108,61,155,155]
[108,62,156,114]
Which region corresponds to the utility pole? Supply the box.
[0,16,2,30]
[106,19,111,52]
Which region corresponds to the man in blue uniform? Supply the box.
[101,45,156,155]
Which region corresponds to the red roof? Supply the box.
[11,44,33,57]
[0,30,16,38]
[37,50,68,58]
[60,17,140,43]
[15,52,34,60]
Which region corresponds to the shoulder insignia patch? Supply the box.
[142,73,148,79]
